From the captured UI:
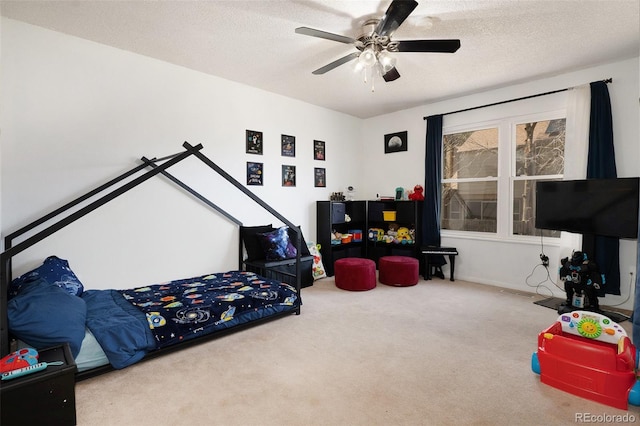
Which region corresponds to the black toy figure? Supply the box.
[558,251,603,313]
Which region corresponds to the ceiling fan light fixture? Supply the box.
[358,47,377,67]
[377,50,396,72]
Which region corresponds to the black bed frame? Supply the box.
[0,142,304,380]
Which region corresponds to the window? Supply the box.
[441,115,565,238]
[442,127,498,233]
[512,119,565,237]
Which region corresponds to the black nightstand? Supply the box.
[1,343,77,426]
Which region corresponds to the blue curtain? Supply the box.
[422,115,444,262]
[585,80,620,295]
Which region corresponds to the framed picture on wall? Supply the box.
[246,130,263,155]
[314,140,325,160]
[246,162,263,186]
[282,165,296,187]
[281,134,295,157]
[384,131,408,154]
[314,168,326,187]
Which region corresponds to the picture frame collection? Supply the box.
[245,129,325,187]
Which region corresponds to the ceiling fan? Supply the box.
[295,0,460,87]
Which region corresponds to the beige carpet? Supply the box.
[75,277,638,425]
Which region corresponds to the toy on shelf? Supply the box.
[331,230,342,245]
[396,227,413,244]
[348,229,363,242]
[340,234,352,244]
[345,186,355,201]
[330,192,346,201]
[368,228,384,242]
[408,185,425,201]
[531,310,640,409]
[384,223,399,243]
[331,229,357,245]
[368,225,415,245]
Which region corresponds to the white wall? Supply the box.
[0,18,362,289]
[2,18,639,310]
[362,57,640,309]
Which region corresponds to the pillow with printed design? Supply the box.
[9,256,85,298]
[257,226,297,261]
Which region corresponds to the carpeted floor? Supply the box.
[75,277,639,425]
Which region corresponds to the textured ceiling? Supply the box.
[2,0,639,118]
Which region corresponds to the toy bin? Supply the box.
[332,202,346,223]
[383,211,397,221]
[348,229,363,242]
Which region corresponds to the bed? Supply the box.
[1,142,305,380]
[8,257,299,374]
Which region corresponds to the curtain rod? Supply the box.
[423,78,612,119]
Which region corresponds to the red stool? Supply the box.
[334,258,377,291]
[379,256,419,287]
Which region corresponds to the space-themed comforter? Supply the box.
[83,271,298,369]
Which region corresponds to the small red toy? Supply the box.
[408,185,424,201]
[532,311,640,410]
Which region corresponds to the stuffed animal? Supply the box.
[408,185,425,201]
[396,227,412,244]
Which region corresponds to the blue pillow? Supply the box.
[9,256,85,298]
[257,226,297,261]
[7,278,87,358]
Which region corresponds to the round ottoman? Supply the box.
[379,256,419,287]
[334,258,377,291]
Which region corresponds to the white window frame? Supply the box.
[441,106,566,242]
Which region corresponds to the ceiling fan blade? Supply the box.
[382,67,401,82]
[295,27,356,44]
[312,52,360,75]
[395,39,461,53]
[375,0,418,38]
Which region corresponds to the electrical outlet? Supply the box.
[540,254,549,266]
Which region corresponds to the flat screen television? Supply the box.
[535,177,639,239]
